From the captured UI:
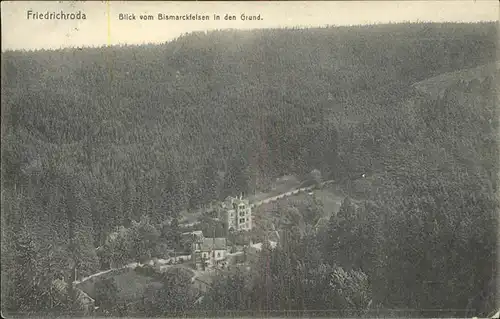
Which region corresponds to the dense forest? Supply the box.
[1,22,498,317]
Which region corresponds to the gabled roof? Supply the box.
[314,217,329,229]
[196,238,227,251]
[182,230,203,237]
[56,279,95,303]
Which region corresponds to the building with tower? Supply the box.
[220,195,252,232]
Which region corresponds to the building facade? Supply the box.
[191,237,227,270]
[181,230,204,244]
[221,195,252,231]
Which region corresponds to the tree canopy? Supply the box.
[1,22,498,317]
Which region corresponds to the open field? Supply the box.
[287,186,345,218]
[78,268,160,301]
[252,185,346,234]
[113,271,160,302]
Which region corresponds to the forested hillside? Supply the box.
[1,22,498,316]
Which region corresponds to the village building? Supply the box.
[191,237,228,270]
[181,230,204,242]
[54,279,95,315]
[220,195,252,231]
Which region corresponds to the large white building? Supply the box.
[220,195,252,231]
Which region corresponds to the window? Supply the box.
[239,205,245,210]
[217,252,221,257]
[239,218,245,223]
[239,211,245,217]
[212,251,215,257]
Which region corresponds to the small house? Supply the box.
[181,230,204,243]
[181,230,205,252]
[192,237,227,270]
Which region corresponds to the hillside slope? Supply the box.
[1,22,498,316]
[413,61,500,98]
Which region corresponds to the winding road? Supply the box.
[74,179,336,287]
[251,179,335,208]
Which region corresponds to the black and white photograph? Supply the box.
[1,1,499,318]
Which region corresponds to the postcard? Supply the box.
[1,1,499,318]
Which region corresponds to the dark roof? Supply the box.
[197,238,227,251]
[55,279,95,304]
[314,217,329,229]
[181,230,204,238]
